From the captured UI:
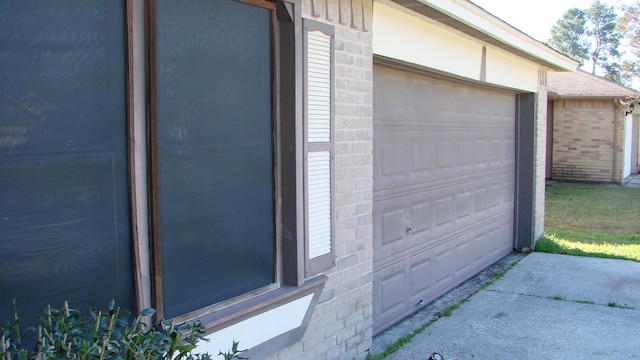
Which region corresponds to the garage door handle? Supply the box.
[406,226,412,233]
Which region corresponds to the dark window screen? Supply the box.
[0,1,134,327]
[156,0,275,318]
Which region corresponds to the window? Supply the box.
[0,1,134,327]
[150,0,276,320]
[147,0,309,321]
[1,0,331,338]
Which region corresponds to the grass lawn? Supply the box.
[536,186,640,262]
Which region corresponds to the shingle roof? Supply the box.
[547,70,638,100]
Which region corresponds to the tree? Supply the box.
[548,8,590,66]
[617,0,640,85]
[585,0,622,82]
[547,1,623,83]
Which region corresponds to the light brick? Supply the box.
[551,99,622,182]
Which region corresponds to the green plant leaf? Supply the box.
[140,308,156,317]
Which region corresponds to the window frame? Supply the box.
[0,0,138,326]
[140,0,317,323]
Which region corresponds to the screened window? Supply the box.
[0,0,332,332]
[150,0,279,319]
[0,1,134,327]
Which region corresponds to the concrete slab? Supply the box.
[489,253,640,309]
[373,253,640,360]
[385,290,640,360]
[624,173,640,188]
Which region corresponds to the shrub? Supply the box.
[0,300,245,360]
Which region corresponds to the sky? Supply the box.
[469,0,634,42]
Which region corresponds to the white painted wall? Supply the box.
[485,47,538,92]
[373,0,546,92]
[373,0,482,80]
[624,114,633,178]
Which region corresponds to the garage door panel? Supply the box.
[373,64,515,334]
[433,245,455,291]
[455,189,472,221]
[375,128,515,192]
[410,136,435,175]
[374,198,409,262]
[376,71,410,109]
[455,240,474,279]
[374,214,513,332]
[410,257,433,299]
[379,136,407,181]
[434,194,455,230]
[409,197,433,237]
[376,176,514,261]
[435,136,457,171]
[457,137,475,167]
[376,269,407,321]
[374,260,411,329]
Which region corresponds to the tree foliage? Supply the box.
[547,0,624,84]
[548,8,590,65]
[617,0,640,85]
[585,0,621,81]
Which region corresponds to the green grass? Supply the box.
[608,302,635,310]
[366,318,438,360]
[537,187,640,262]
[437,300,465,317]
[574,300,595,305]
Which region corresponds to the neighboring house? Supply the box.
[547,70,639,183]
[0,1,575,359]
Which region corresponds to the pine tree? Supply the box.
[548,8,590,66]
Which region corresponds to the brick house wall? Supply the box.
[268,1,374,359]
[533,72,547,242]
[551,99,626,183]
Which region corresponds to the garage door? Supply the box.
[373,63,516,334]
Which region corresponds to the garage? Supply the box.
[372,63,516,334]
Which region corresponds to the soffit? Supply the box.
[389,0,578,71]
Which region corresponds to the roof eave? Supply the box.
[551,95,636,100]
[390,0,578,71]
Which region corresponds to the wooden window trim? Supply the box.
[124,0,148,314]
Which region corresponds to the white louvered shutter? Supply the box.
[304,20,334,275]
[307,30,331,143]
[307,151,331,258]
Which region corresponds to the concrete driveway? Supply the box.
[371,253,640,359]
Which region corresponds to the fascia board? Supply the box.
[414,0,579,71]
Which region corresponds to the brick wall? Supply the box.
[551,99,624,183]
[533,74,547,242]
[269,1,374,359]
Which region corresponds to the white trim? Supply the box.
[198,294,314,358]
[412,0,577,71]
[624,115,633,178]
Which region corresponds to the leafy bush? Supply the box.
[0,300,245,360]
